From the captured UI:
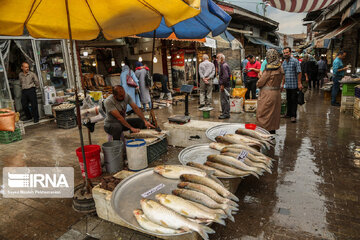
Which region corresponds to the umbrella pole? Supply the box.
[65,0,92,193]
[151,30,156,76]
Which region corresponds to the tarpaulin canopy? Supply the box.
[265,0,341,13]
[138,0,231,39]
[0,0,201,40]
[341,0,360,24]
[315,20,357,48]
[245,35,281,51]
[209,30,242,50]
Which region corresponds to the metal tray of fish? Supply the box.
[111,168,188,237]
[205,123,272,142]
[178,144,238,180]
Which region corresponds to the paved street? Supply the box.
[1,91,360,240]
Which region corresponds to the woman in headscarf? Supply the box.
[120,63,141,113]
[256,49,284,134]
[135,61,152,111]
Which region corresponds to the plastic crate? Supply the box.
[355,85,360,98]
[0,128,22,144]
[147,138,168,163]
[56,118,77,129]
[55,107,76,120]
[342,83,356,96]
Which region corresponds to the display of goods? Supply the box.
[0,108,15,132]
[0,128,22,144]
[68,94,85,102]
[342,83,356,96]
[53,103,75,111]
[244,100,257,113]
[100,176,121,191]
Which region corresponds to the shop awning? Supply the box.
[245,36,281,51]
[341,0,360,24]
[138,0,231,39]
[315,21,357,48]
[265,0,341,13]
[204,30,242,50]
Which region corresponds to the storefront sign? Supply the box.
[171,50,185,67]
[204,37,216,49]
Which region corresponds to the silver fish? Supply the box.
[155,194,226,225]
[235,128,274,142]
[186,162,233,178]
[204,161,257,178]
[221,152,272,174]
[172,189,237,222]
[140,199,214,240]
[154,165,207,179]
[215,135,261,149]
[189,201,227,216]
[221,146,272,167]
[207,155,263,177]
[178,182,238,207]
[180,174,239,202]
[226,134,271,150]
[209,142,229,151]
[133,209,184,234]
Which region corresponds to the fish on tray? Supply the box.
[133,209,184,234]
[221,152,272,174]
[155,194,226,225]
[235,128,274,142]
[180,174,239,202]
[186,162,233,178]
[125,129,165,139]
[140,199,215,240]
[204,161,256,178]
[172,189,237,222]
[154,165,207,179]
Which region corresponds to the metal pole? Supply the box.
[0,50,14,110]
[65,0,91,193]
[151,30,156,76]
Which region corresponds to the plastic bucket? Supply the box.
[102,141,124,173]
[126,139,148,171]
[76,145,102,178]
[245,123,257,130]
[203,110,210,118]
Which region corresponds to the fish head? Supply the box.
[153,165,165,173]
[207,155,216,161]
[133,209,143,217]
[155,193,167,200]
[172,189,181,196]
[177,182,188,188]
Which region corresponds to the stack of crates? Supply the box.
[340,83,356,113]
[354,85,360,119]
[55,107,77,129]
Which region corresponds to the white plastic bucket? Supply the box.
[126,139,148,171]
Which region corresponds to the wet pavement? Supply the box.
[1,90,360,239]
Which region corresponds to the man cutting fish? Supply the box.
[104,85,154,140]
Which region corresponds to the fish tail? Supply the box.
[229,205,239,211]
[228,199,239,207]
[205,170,224,187]
[227,192,239,202]
[197,225,215,240]
[227,214,235,222]
[265,167,272,174]
[214,214,227,226]
[250,171,260,179]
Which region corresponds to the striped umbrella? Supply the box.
[264,0,341,12]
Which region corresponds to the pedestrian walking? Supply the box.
[317,56,327,88]
[307,56,318,90]
[300,54,309,100]
[217,53,231,119]
[241,55,250,86]
[199,54,215,108]
[212,55,219,92]
[120,63,141,113]
[245,55,261,99]
[281,47,302,123]
[135,62,152,111]
[256,49,284,134]
[331,51,348,106]
[19,62,40,123]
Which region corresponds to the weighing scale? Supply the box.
[168,84,193,124]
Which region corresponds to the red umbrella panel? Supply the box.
[264,0,341,13]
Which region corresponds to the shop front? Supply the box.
[0,36,73,121]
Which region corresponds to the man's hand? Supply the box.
[220,85,224,92]
[306,78,309,82]
[298,83,303,91]
[130,127,140,133]
[144,120,155,129]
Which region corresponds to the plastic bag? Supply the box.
[298,91,305,105]
[0,109,15,132]
[231,88,247,99]
[213,77,219,85]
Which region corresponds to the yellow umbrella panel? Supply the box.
[0,0,201,40]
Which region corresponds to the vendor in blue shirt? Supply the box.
[331,51,348,106]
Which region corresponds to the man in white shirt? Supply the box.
[198,54,215,108]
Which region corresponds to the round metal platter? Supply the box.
[111,168,189,237]
[178,144,239,179]
[205,123,272,142]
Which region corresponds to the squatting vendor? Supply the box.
[104,85,154,140]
